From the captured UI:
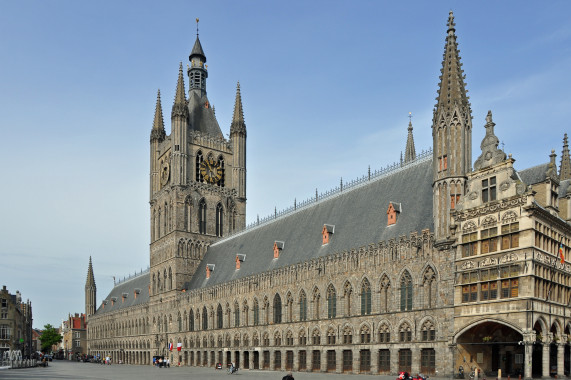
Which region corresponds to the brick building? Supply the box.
[0,285,33,357]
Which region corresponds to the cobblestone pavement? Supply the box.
[0,360,450,380]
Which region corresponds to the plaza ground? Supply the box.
[0,360,450,380]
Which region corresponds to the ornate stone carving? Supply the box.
[462,221,477,233]
[461,261,476,270]
[474,111,507,170]
[500,253,518,263]
[481,215,497,228]
[480,257,497,267]
[501,210,518,224]
[500,180,511,192]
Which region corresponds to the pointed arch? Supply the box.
[196,150,204,182]
[198,198,207,234]
[216,304,223,329]
[343,280,353,316]
[360,277,372,315]
[400,270,413,311]
[253,297,260,326]
[273,293,282,324]
[216,203,224,237]
[422,265,437,308]
[299,289,308,321]
[379,274,391,313]
[327,284,336,319]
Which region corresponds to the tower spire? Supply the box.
[150,89,166,140]
[434,11,471,121]
[172,63,188,118]
[404,112,416,163]
[432,11,473,245]
[230,82,246,135]
[85,256,96,319]
[560,133,571,180]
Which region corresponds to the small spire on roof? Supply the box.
[196,18,199,36]
[404,112,416,163]
[560,133,571,180]
[474,110,506,170]
[230,81,246,135]
[151,89,166,140]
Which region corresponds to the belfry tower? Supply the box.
[85,256,96,319]
[149,23,247,301]
[432,11,473,245]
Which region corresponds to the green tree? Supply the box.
[39,324,62,353]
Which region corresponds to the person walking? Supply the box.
[282,371,295,380]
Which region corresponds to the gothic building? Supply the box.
[86,13,571,378]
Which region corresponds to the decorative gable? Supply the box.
[387,202,401,226]
[206,264,215,279]
[322,224,335,245]
[273,241,285,258]
[236,254,246,269]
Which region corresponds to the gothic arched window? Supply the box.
[253,298,259,326]
[196,151,204,182]
[299,290,307,321]
[399,322,412,342]
[217,304,223,329]
[202,306,208,330]
[400,271,413,311]
[421,320,436,341]
[189,310,194,331]
[273,294,282,324]
[234,301,240,327]
[216,203,223,237]
[361,279,372,315]
[327,285,336,319]
[198,199,207,234]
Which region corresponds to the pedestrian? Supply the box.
[166,358,170,368]
[282,371,295,380]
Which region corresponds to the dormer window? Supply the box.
[206,264,215,279]
[273,241,284,258]
[322,225,335,245]
[111,297,117,306]
[482,177,497,203]
[134,289,141,299]
[236,254,246,270]
[121,293,128,303]
[387,202,401,226]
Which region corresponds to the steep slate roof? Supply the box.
[187,157,434,289]
[95,273,149,315]
[187,91,224,138]
[518,163,549,186]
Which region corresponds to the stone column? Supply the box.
[249,350,255,370]
[321,349,327,372]
[557,343,564,377]
[270,349,275,371]
[391,347,398,375]
[542,343,550,378]
[352,348,359,374]
[336,348,341,374]
[281,349,286,371]
[411,346,420,375]
[371,347,379,374]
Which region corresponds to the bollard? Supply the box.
[498,369,502,380]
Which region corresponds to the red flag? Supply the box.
[560,244,565,264]
[177,343,182,351]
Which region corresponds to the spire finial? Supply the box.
[196,18,199,36]
[404,113,416,163]
[230,81,246,135]
[561,133,571,180]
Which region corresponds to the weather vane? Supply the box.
[196,18,199,36]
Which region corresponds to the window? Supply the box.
[482,177,497,203]
[501,279,519,298]
[481,227,498,254]
[399,323,412,342]
[286,331,294,346]
[461,284,478,303]
[327,328,336,345]
[501,222,519,250]
[253,299,259,326]
[299,291,307,321]
[378,349,390,372]
[312,329,321,345]
[343,327,352,344]
[462,232,478,257]
[217,304,223,329]
[234,302,240,327]
[360,350,371,373]
[400,272,413,311]
[189,310,195,331]
[1,299,6,308]
[75,331,80,338]
[399,349,412,372]
[75,340,81,347]
[360,325,371,343]
[198,199,207,234]
[216,203,223,237]
[327,285,336,319]
[342,350,353,372]
[481,281,498,301]
[451,183,461,209]
[273,294,282,324]
[421,348,436,373]
[361,280,372,315]
[299,331,307,345]
[0,310,6,319]
[421,321,436,341]
[438,155,448,171]
[202,306,208,330]
[379,324,390,343]
[0,325,10,339]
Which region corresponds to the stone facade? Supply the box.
[0,285,33,357]
[86,12,571,379]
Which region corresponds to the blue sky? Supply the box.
[1,1,570,328]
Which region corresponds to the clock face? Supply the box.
[200,158,223,184]
[160,161,170,186]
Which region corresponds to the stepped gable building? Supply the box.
[87,13,571,378]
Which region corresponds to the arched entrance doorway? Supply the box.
[455,321,524,378]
